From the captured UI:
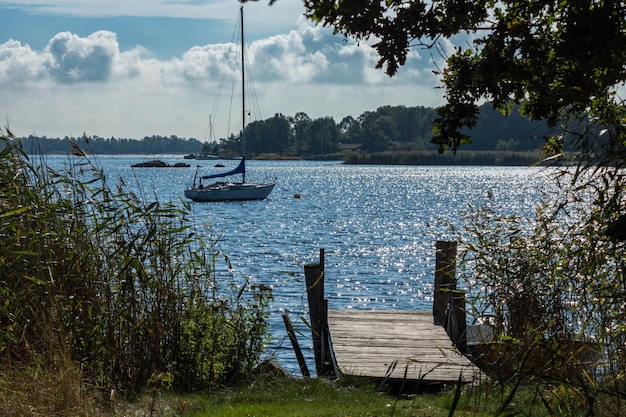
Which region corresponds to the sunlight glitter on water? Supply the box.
[45,156,555,374]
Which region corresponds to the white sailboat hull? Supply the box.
[184,182,275,202]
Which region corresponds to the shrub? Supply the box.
[456,165,626,414]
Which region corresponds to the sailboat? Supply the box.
[184,6,275,202]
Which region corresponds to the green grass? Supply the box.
[113,376,530,417]
[195,377,417,417]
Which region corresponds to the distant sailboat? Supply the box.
[184,6,275,202]
[194,116,220,160]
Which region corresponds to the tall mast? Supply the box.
[240,5,246,165]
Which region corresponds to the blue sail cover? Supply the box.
[201,157,245,180]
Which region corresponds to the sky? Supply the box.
[0,0,450,141]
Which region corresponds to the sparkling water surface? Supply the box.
[47,155,552,374]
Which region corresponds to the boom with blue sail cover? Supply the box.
[201,157,246,181]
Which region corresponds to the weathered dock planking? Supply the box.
[327,310,479,383]
[299,242,483,385]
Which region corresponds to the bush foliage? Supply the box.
[456,163,626,413]
[0,131,272,396]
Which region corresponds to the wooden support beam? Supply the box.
[282,313,310,377]
[305,248,334,377]
[433,241,466,351]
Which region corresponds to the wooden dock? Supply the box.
[297,242,484,385]
[328,310,479,383]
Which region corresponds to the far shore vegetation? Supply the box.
[16,102,572,165]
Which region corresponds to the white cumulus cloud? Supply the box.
[0,40,50,84]
[0,16,446,139]
[46,31,119,83]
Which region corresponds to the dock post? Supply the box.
[433,241,466,351]
[282,313,310,377]
[305,248,334,377]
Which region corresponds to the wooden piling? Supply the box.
[433,241,466,351]
[304,248,334,377]
[282,313,310,377]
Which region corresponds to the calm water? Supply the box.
[48,155,552,374]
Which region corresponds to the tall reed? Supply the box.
[0,131,272,404]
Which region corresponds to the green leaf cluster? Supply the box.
[303,0,626,158]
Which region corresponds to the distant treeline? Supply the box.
[19,134,206,155]
[19,103,563,158]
